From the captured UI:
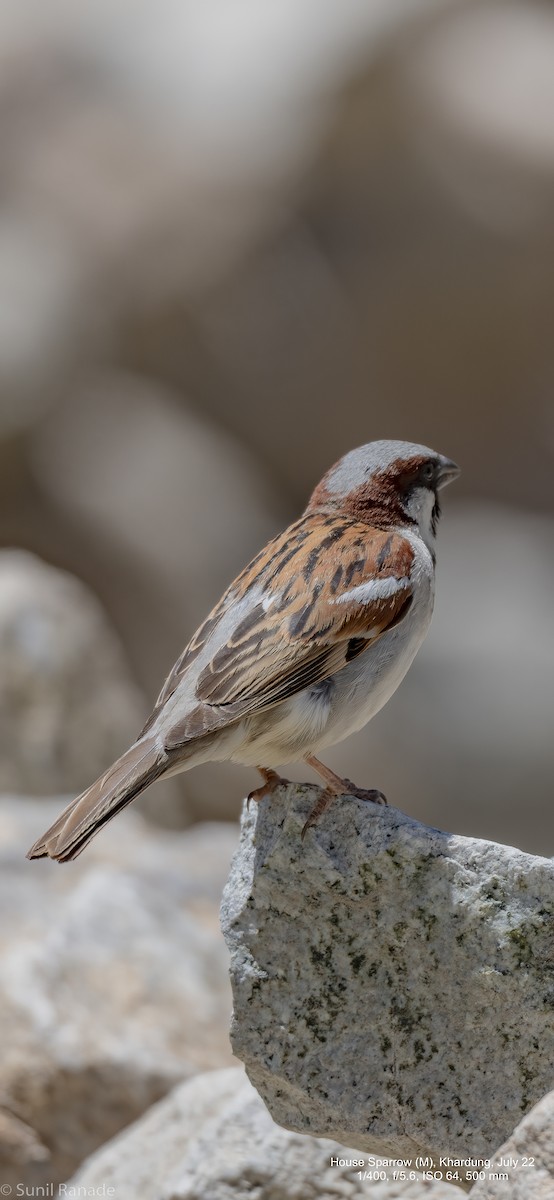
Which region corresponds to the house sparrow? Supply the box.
[27,439,459,862]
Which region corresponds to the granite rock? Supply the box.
[221,785,554,1181]
[69,1066,460,1200]
[471,1089,554,1199]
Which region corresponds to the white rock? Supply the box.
[1,797,238,1187]
[69,1066,460,1199]
[471,1089,554,1199]
[0,552,145,794]
[221,785,554,1184]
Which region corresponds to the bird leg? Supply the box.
[247,767,289,808]
[302,754,387,838]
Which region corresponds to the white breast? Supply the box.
[315,528,435,748]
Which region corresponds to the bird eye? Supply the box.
[421,462,435,483]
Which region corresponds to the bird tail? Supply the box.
[26,735,165,863]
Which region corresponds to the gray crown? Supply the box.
[325,440,438,498]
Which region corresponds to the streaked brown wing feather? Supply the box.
[139,584,236,736]
[195,518,413,710]
[145,515,413,747]
[196,588,411,714]
[141,516,315,733]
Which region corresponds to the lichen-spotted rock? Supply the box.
[221,785,554,1182]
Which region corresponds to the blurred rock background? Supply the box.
[0,0,552,841]
[2,0,552,849]
[1,0,554,1191]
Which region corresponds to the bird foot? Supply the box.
[301,756,388,839]
[303,754,387,810]
[301,782,387,839]
[247,769,289,809]
[340,779,388,806]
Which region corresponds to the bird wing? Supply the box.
[26,515,414,861]
[150,514,414,748]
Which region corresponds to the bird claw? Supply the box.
[300,787,335,839]
[342,780,388,806]
[247,770,289,810]
[301,779,387,839]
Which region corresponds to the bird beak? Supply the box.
[436,456,460,489]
